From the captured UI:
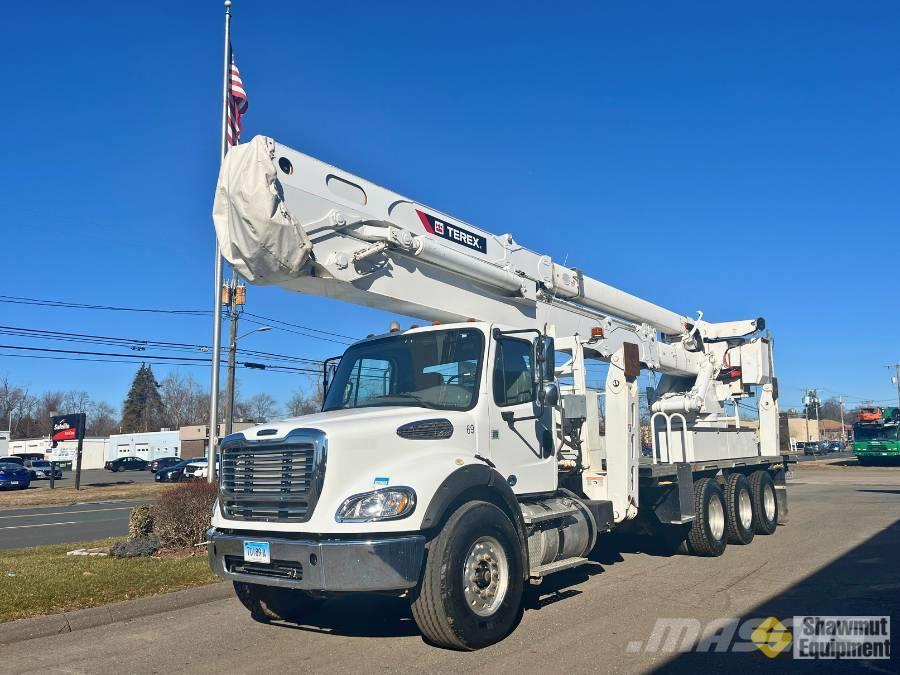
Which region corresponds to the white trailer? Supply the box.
[207,136,788,650]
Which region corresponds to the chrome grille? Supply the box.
[219,429,326,523]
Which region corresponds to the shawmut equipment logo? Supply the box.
[750,617,793,657]
[626,615,890,660]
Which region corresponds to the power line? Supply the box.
[0,345,320,376]
[0,294,358,345]
[0,324,326,367]
[0,294,210,316]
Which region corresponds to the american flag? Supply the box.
[226,49,248,146]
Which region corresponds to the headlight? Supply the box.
[336,487,416,523]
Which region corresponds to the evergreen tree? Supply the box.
[121,364,164,433]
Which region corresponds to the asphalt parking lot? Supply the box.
[3,461,898,674]
[18,468,157,490]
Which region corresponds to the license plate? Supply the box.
[243,541,270,564]
[9,481,18,486]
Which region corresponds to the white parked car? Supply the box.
[183,459,217,480]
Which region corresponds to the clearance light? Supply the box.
[591,327,604,338]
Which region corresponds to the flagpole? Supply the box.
[207,0,232,482]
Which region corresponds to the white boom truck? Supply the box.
[207,136,788,650]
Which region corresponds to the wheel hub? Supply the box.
[738,489,753,529]
[463,536,509,617]
[764,484,776,520]
[708,496,725,540]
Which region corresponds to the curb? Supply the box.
[0,581,232,645]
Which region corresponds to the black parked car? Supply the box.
[104,457,149,472]
[147,456,182,473]
[154,458,200,483]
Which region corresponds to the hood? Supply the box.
[215,405,482,534]
[237,406,454,441]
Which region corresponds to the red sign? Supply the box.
[50,414,86,445]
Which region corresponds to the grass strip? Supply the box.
[0,483,170,508]
[0,538,219,623]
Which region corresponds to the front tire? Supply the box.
[723,473,755,545]
[686,478,728,557]
[233,581,320,623]
[749,470,778,535]
[411,500,524,650]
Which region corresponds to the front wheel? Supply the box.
[233,582,320,623]
[411,500,524,650]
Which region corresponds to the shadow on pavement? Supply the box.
[267,594,420,639]
[648,519,900,673]
[262,530,680,639]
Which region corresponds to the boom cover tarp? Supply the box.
[212,135,312,284]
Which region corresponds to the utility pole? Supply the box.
[223,278,245,436]
[839,394,846,444]
[888,364,900,411]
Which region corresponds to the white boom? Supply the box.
[214,137,767,379]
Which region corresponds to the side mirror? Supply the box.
[540,381,559,407]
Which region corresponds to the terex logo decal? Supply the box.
[416,209,487,254]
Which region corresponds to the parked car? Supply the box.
[104,456,149,472]
[0,462,31,490]
[147,456,182,473]
[154,458,201,483]
[182,458,212,481]
[828,440,846,452]
[24,459,63,480]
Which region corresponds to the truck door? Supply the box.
[487,331,556,494]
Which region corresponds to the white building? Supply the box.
[6,437,109,470]
[0,429,9,456]
[106,430,180,462]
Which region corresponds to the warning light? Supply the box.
[590,327,604,338]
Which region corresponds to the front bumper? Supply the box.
[207,529,425,592]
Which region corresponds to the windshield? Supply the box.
[30,461,51,468]
[0,463,22,471]
[323,328,485,412]
[855,426,899,441]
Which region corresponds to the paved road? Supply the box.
[4,464,899,674]
[18,467,157,491]
[0,500,149,549]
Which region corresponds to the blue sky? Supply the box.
[3,1,899,415]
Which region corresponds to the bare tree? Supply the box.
[246,392,279,422]
[159,371,207,428]
[285,377,324,417]
[87,401,120,436]
[62,390,92,415]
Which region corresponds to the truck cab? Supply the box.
[209,321,572,647]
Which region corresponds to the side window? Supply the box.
[493,338,534,407]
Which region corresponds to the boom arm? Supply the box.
[212,136,765,380]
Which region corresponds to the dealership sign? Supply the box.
[51,413,86,446]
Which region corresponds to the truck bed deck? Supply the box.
[637,454,791,479]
